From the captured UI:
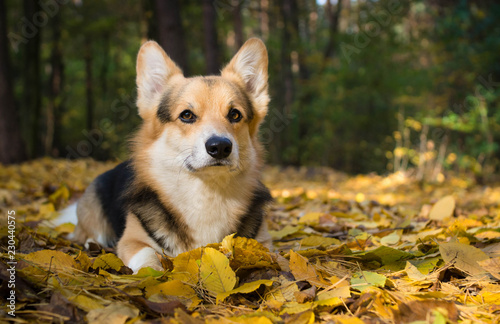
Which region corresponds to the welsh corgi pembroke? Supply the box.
[70,38,273,272]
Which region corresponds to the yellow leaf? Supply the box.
[281,310,314,324]
[314,297,343,308]
[22,250,77,273]
[145,279,199,301]
[227,316,274,324]
[380,231,401,246]
[229,236,275,270]
[439,242,489,275]
[330,316,365,324]
[429,196,455,221]
[316,286,351,299]
[200,247,236,295]
[93,253,125,271]
[221,233,236,255]
[75,251,92,272]
[289,250,329,288]
[478,257,500,280]
[404,261,427,281]
[39,203,56,217]
[350,271,387,292]
[265,276,299,302]
[298,212,324,225]
[69,294,105,312]
[300,235,340,247]
[269,225,302,240]
[49,184,70,204]
[54,222,75,234]
[216,279,274,304]
[475,231,500,240]
[86,302,139,324]
[171,247,201,284]
[133,267,164,278]
[280,301,313,315]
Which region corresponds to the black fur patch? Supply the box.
[157,89,174,123]
[95,160,134,239]
[125,186,192,251]
[226,81,255,121]
[236,182,273,239]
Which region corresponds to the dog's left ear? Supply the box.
[222,38,269,120]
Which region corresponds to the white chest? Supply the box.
[156,171,251,254]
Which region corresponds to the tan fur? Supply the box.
[116,213,163,271]
[73,182,116,247]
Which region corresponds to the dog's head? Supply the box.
[134,39,269,178]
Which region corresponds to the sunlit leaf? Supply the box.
[200,247,236,295]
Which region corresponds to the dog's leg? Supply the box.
[254,219,273,250]
[116,213,163,273]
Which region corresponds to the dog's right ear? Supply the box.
[136,41,182,117]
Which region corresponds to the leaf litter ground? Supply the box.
[1,159,500,323]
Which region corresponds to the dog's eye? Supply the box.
[228,108,242,123]
[179,110,196,123]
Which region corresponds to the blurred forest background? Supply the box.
[1,0,500,183]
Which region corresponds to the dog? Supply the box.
[66,38,273,272]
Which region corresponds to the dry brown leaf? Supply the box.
[439,242,489,275]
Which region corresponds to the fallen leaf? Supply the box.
[200,247,236,295]
[478,257,500,280]
[92,253,125,272]
[86,302,139,324]
[171,247,202,284]
[439,242,489,275]
[350,271,387,292]
[216,279,274,304]
[289,250,330,288]
[429,195,455,221]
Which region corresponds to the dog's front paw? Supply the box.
[127,247,164,273]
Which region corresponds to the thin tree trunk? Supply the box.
[259,0,269,40]
[415,124,428,181]
[0,0,27,164]
[23,0,42,158]
[324,0,342,59]
[85,37,94,131]
[154,0,189,74]
[281,0,295,165]
[432,134,448,182]
[233,0,244,48]
[143,0,158,41]
[202,0,220,75]
[45,12,64,156]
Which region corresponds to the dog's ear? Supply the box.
[222,38,269,119]
[136,41,182,117]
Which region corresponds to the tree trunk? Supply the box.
[259,0,269,40]
[232,0,244,49]
[324,0,342,59]
[45,12,64,156]
[0,0,27,164]
[143,0,158,41]
[280,0,295,165]
[85,37,94,132]
[23,0,42,158]
[154,0,189,74]
[202,0,220,75]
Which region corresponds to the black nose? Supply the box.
[205,136,232,159]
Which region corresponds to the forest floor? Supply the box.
[1,158,499,323]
